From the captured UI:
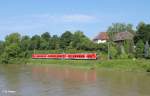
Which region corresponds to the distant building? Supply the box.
[93,32,109,44]
[113,32,134,43]
[113,32,134,54]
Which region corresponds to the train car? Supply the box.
[32,53,97,60]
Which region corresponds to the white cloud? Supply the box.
[0,14,98,31]
[61,14,97,23]
[28,14,98,23]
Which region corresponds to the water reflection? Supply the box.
[96,71,150,96]
[32,67,96,82]
[0,64,150,96]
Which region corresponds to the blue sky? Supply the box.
[0,0,150,40]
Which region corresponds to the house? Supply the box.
[113,32,134,43]
[113,32,134,54]
[93,32,109,44]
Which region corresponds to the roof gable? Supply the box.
[93,32,109,41]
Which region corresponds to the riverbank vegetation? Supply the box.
[27,59,150,72]
[0,22,150,72]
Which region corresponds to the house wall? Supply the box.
[96,40,107,44]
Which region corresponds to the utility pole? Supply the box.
[108,41,110,60]
[34,48,35,54]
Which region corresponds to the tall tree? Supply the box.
[29,35,41,50]
[1,33,23,64]
[0,41,5,55]
[135,22,150,43]
[60,31,73,49]
[41,32,51,41]
[20,35,30,51]
[40,38,49,50]
[40,32,51,50]
[71,31,94,50]
[71,31,85,49]
[50,35,60,50]
[1,43,22,64]
[107,23,134,40]
[5,33,21,46]
[135,40,145,58]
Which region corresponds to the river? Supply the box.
[0,64,150,96]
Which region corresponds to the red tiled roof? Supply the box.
[93,32,109,40]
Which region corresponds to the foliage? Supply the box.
[135,40,144,58]
[29,35,41,50]
[1,43,22,64]
[135,22,150,43]
[0,33,28,64]
[5,33,21,46]
[69,31,97,51]
[124,40,134,54]
[60,31,73,49]
[40,32,51,50]
[0,41,5,55]
[1,22,150,64]
[109,43,118,59]
[107,23,134,40]
[107,23,136,58]
[40,38,49,50]
[20,35,30,51]
[50,35,60,50]
[97,59,150,72]
[41,32,51,41]
[71,31,85,49]
[27,59,150,72]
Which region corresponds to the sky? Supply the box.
[0,0,150,40]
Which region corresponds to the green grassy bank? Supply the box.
[27,59,150,72]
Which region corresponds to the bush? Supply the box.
[118,53,129,59]
[135,40,144,58]
[128,53,135,59]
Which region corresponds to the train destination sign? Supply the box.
[32,53,97,60]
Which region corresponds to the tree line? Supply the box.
[107,22,150,59]
[0,31,106,64]
[0,22,150,64]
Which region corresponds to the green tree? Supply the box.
[1,43,22,64]
[40,38,49,50]
[1,33,25,64]
[20,35,30,51]
[71,31,86,49]
[135,22,150,43]
[20,36,31,58]
[107,23,134,40]
[40,32,51,50]
[109,43,118,59]
[5,33,21,46]
[50,35,60,50]
[60,31,73,49]
[29,35,41,50]
[135,40,145,58]
[70,31,96,50]
[0,41,5,55]
[97,43,108,53]
[41,32,51,41]
[79,37,92,50]
[134,22,150,58]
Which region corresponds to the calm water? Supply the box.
[0,64,150,96]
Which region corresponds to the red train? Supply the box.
[32,53,97,60]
